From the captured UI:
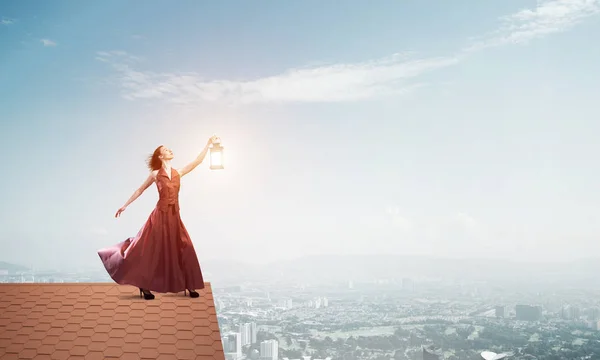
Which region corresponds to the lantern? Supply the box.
[209,139,224,170]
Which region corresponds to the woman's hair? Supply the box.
[147,145,163,171]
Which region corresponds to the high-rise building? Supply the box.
[223,332,242,359]
[515,304,542,321]
[572,305,581,319]
[279,298,293,309]
[260,339,279,360]
[561,305,572,320]
[586,307,600,321]
[314,297,321,309]
[239,323,251,346]
[251,322,257,344]
[222,336,229,353]
[239,322,258,346]
[495,305,506,318]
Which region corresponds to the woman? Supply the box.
[98,135,219,300]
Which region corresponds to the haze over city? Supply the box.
[2,0,600,271]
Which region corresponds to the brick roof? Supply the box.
[0,282,225,360]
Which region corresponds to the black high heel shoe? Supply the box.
[139,288,155,300]
[184,289,199,298]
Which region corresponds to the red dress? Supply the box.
[98,167,205,293]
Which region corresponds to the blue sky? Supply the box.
[1,1,600,270]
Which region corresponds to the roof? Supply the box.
[481,351,512,360]
[0,282,225,360]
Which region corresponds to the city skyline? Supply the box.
[2,1,600,270]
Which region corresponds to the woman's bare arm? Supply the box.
[177,135,218,178]
[115,171,157,217]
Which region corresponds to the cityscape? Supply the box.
[3,256,600,360]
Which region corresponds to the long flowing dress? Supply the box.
[98,167,205,293]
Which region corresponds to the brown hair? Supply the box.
[146,145,163,171]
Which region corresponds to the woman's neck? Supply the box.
[161,160,171,170]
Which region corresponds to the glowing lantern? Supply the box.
[209,139,224,170]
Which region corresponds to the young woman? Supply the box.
[98,135,219,300]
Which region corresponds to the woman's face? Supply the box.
[159,146,174,160]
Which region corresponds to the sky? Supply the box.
[1,0,600,270]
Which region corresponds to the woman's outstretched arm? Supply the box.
[115,171,157,218]
[177,135,218,177]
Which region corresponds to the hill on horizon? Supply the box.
[0,261,30,272]
[200,254,600,285]
[3,254,600,285]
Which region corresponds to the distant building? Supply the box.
[239,322,258,345]
[561,304,581,320]
[314,298,321,309]
[586,307,600,321]
[495,306,506,318]
[251,322,257,344]
[561,305,572,319]
[223,332,242,360]
[222,337,229,353]
[279,298,293,309]
[573,305,581,319]
[481,350,513,359]
[260,339,279,360]
[239,323,250,346]
[422,345,442,360]
[515,304,542,321]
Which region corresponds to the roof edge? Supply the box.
[0,282,212,287]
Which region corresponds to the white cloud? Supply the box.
[96,50,140,63]
[98,0,600,105]
[1,17,15,26]
[40,39,57,47]
[466,0,600,51]
[98,51,459,105]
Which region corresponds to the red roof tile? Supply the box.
[0,282,224,360]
